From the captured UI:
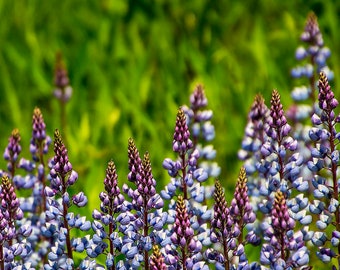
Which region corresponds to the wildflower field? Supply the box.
[1,1,340,269]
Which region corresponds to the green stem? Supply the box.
[180,153,187,200]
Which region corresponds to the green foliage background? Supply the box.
[0,0,340,263]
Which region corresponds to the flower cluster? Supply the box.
[208,168,258,270]
[182,84,220,178]
[290,11,333,109]
[2,11,340,270]
[3,128,21,178]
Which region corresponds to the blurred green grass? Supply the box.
[0,1,340,263]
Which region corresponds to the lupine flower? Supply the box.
[230,167,256,242]
[44,130,90,268]
[161,107,211,270]
[0,175,31,268]
[54,52,72,103]
[30,107,51,162]
[291,12,333,104]
[209,180,233,269]
[307,72,340,266]
[173,108,193,156]
[162,108,208,201]
[259,90,300,196]
[127,137,142,183]
[261,191,309,268]
[239,94,269,166]
[123,139,166,269]
[3,129,21,178]
[7,108,53,267]
[208,168,259,269]
[89,160,127,269]
[30,107,51,212]
[238,94,270,218]
[0,175,24,240]
[169,195,206,270]
[150,245,167,270]
[182,85,220,178]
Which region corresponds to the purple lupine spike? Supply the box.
[150,245,167,270]
[127,138,142,183]
[31,107,51,159]
[170,195,196,269]
[101,160,124,214]
[173,108,193,154]
[4,129,21,177]
[267,90,291,141]
[139,152,156,199]
[190,84,208,111]
[211,180,233,268]
[230,167,256,239]
[32,107,47,142]
[272,191,295,234]
[91,160,126,270]
[249,94,269,124]
[0,175,23,242]
[52,129,72,178]
[1,175,23,222]
[238,94,269,172]
[290,12,333,117]
[301,12,323,47]
[171,195,193,247]
[54,52,72,102]
[261,190,309,268]
[212,180,232,240]
[260,90,299,195]
[307,73,340,266]
[46,129,89,266]
[318,72,338,117]
[31,107,51,212]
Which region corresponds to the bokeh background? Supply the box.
[0,0,339,210]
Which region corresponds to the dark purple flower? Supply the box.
[101,160,124,214]
[271,191,295,234]
[30,107,51,160]
[51,129,72,181]
[190,84,208,111]
[138,152,156,201]
[53,52,72,102]
[211,180,232,241]
[173,108,193,154]
[267,90,291,141]
[29,107,52,213]
[261,191,308,268]
[318,72,338,119]
[210,180,233,267]
[301,12,323,47]
[0,175,23,232]
[3,129,21,177]
[169,195,202,269]
[230,167,256,227]
[171,195,194,247]
[127,138,142,183]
